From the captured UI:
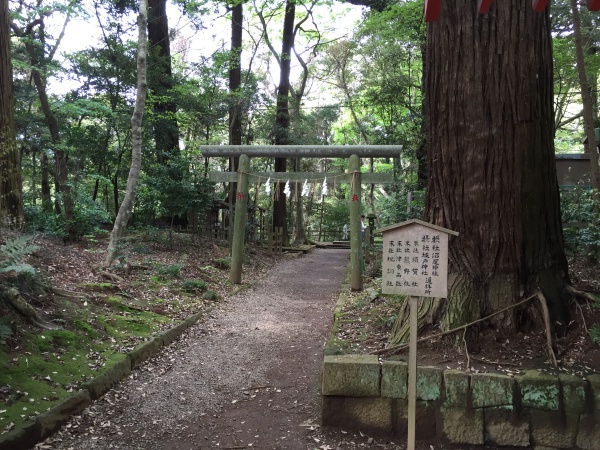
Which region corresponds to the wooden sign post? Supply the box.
[377,219,458,450]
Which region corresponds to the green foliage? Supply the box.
[155,263,182,278]
[591,325,600,345]
[24,206,67,238]
[202,290,219,301]
[181,279,207,293]
[0,236,39,276]
[560,187,600,257]
[0,319,14,346]
[212,257,231,270]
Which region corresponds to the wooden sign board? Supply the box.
[379,219,458,298]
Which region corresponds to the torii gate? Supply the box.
[202,145,402,291]
[424,0,600,22]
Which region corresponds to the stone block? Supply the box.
[322,355,380,397]
[472,373,514,408]
[440,406,484,445]
[587,374,600,413]
[322,396,392,434]
[530,409,578,449]
[416,366,442,401]
[128,338,162,369]
[576,412,600,450]
[444,370,469,408]
[393,399,437,440]
[158,321,189,346]
[484,407,529,447]
[0,420,40,450]
[517,370,559,411]
[81,355,131,400]
[381,360,407,399]
[36,390,91,438]
[558,373,587,414]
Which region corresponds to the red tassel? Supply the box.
[478,0,493,14]
[424,0,442,22]
[532,0,549,12]
[587,0,600,11]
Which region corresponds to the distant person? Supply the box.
[361,215,366,240]
[342,223,349,240]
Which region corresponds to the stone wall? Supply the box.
[322,355,600,449]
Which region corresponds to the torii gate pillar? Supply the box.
[231,154,250,284]
[349,154,363,291]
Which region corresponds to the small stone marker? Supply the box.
[379,219,458,298]
[377,219,457,450]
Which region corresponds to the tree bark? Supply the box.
[272,0,296,244]
[570,0,600,194]
[424,1,570,342]
[147,0,179,162]
[0,0,24,223]
[227,2,243,246]
[106,0,148,266]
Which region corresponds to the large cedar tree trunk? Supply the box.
[424,1,570,339]
[272,0,295,244]
[147,0,179,162]
[227,2,243,245]
[0,0,24,222]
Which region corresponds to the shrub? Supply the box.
[212,257,231,270]
[181,279,207,293]
[202,290,219,301]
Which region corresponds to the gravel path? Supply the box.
[46,249,368,450]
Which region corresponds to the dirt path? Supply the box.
[47,249,381,450]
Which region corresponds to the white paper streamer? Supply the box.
[284,180,291,196]
[265,178,271,195]
[322,177,328,197]
[301,179,309,197]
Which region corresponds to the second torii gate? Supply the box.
[202,145,402,291]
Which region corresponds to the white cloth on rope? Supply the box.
[284,180,291,196]
[301,179,309,197]
[265,178,271,195]
[322,177,328,197]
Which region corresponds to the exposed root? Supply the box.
[51,287,91,299]
[1,286,58,330]
[388,297,443,347]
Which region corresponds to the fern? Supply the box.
[590,325,600,346]
[0,321,12,345]
[0,236,39,276]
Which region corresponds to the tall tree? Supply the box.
[11,4,77,238]
[271,0,296,243]
[569,0,600,193]
[0,0,24,223]
[148,0,180,162]
[227,1,243,244]
[424,1,570,344]
[106,0,148,266]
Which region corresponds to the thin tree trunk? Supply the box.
[105,0,148,266]
[41,151,51,212]
[424,1,569,345]
[570,0,600,194]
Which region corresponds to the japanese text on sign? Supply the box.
[380,223,450,298]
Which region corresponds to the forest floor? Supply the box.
[0,229,599,449]
[334,257,600,379]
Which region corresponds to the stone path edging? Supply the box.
[0,308,211,450]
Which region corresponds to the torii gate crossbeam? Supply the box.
[205,145,403,291]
